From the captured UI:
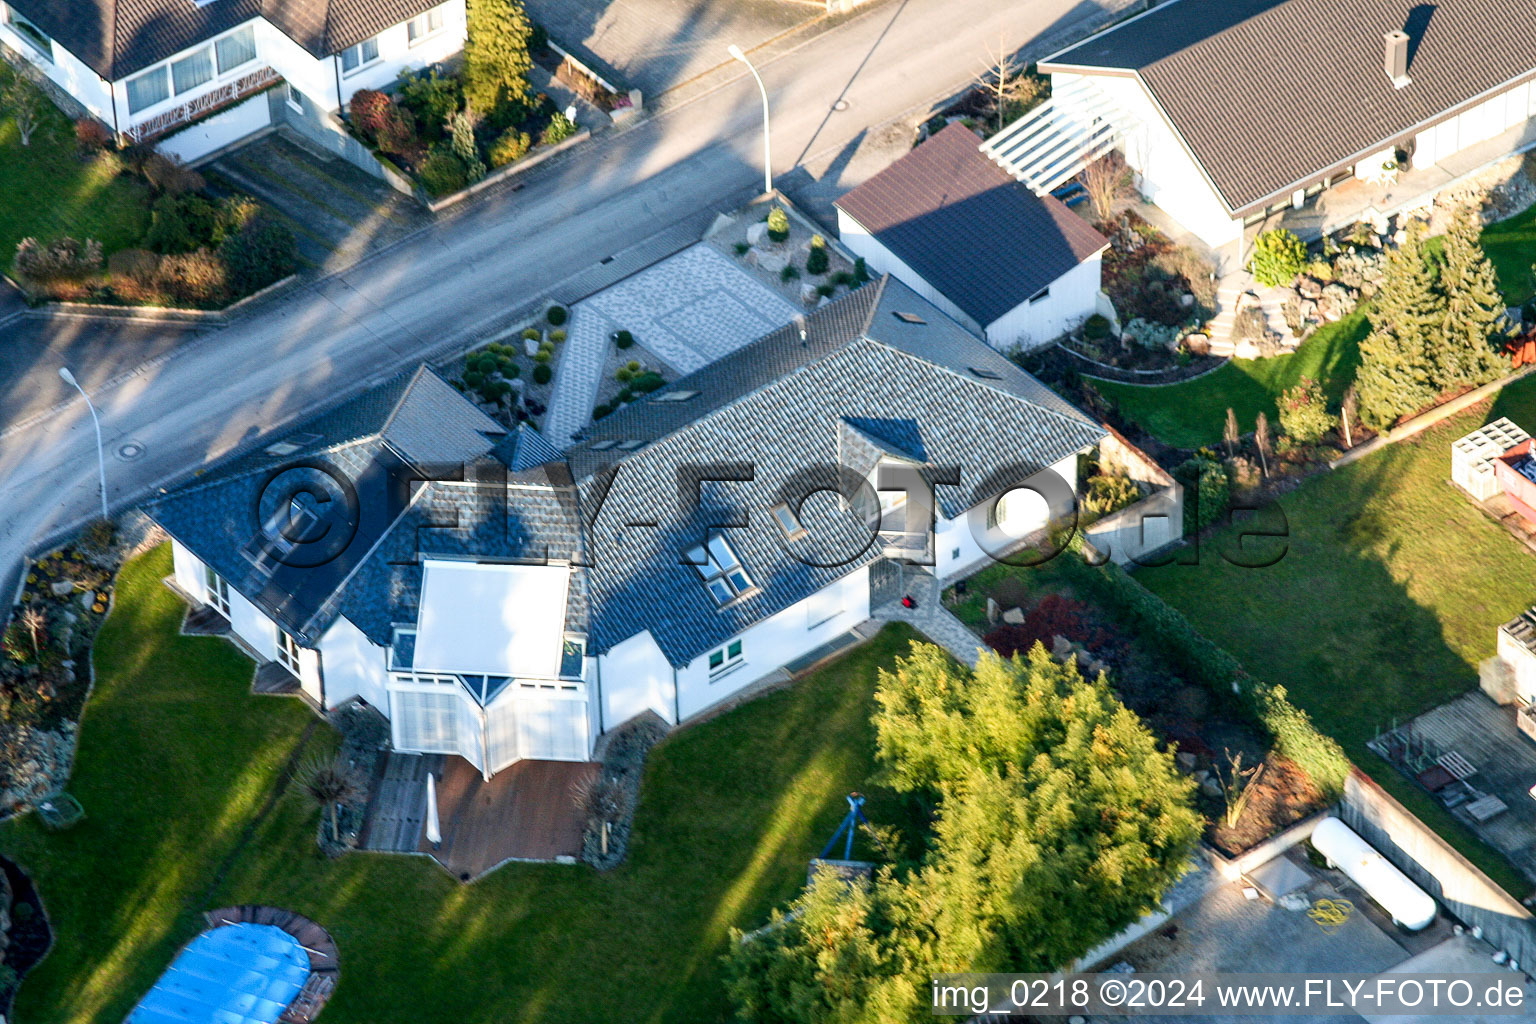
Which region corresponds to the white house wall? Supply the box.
[983,253,1104,352]
[672,564,872,722]
[836,210,986,334]
[935,450,1080,581]
[598,630,676,728]
[1415,80,1536,168]
[318,615,390,710]
[171,539,207,601]
[1056,72,1241,248]
[0,20,115,120]
[1498,632,1536,704]
[156,91,271,162]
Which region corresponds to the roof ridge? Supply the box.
[376,364,435,439]
[141,434,384,507]
[869,337,1104,437]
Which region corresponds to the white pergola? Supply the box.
[980,76,1139,196]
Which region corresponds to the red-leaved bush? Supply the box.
[983,594,1119,659]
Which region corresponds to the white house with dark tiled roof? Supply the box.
[145,281,1182,781]
[0,0,463,161]
[996,0,1536,249]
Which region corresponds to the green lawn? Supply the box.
[0,75,150,263]
[1137,372,1536,894]
[1093,313,1369,448]
[1482,200,1536,306]
[4,545,912,1023]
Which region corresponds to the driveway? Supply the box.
[525,0,817,96]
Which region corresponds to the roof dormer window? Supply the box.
[687,534,754,605]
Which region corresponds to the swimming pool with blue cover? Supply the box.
[126,922,311,1024]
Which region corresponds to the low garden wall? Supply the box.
[22,272,296,324]
[266,90,415,198]
[1340,768,1536,964]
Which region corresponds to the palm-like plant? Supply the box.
[294,753,364,845]
[18,608,45,661]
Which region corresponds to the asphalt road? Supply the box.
[0,0,1136,597]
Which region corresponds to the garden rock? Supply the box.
[746,222,769,247]
[1001,607,1025,625]
[753,249,788,275]
[523,338,541,358]
[49,581,73,598]
[1201,777,1224,798]
[1176,752,1198,770]
[799,282,819,305]
[1297,276,1323,300]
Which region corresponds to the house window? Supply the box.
[203,565,231,617]
[687,534,754,606]
[284,82,304,114]
[407,7,445,45]
[559,637,586,679]
[769,503,806,541]
[340,36,380,75]
[707,639,743,678]
[126,67,170,114]
[215,25,257,73]
[277,628,301,676]
[171,47,214,94]
[4,6,50,59]
[1028,286,1050,305]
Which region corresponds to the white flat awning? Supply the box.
[981,76,1139,196]
[413,560,569,678]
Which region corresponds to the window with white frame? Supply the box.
[768,503,806,541]
[170,46,214,94]
[707,639,743,678]
[203,564,231,617]
[284,81,304,113]
[126,67,171,114]
[276,628,301,675]
[214,25,256,73]
[687,534,754,606]
[392,689,459,752]
[340,36,380,75]
[407,7,445,45]
[4,5,50,59]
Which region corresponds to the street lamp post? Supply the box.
[728,44,773,196]
[58,367,109,522]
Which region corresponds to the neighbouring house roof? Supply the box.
[1040,0,1536,214]
[147,279,1107,671]
[7,0,446,81]
[833,122,1108,328]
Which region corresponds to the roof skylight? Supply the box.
[892,311,926,325]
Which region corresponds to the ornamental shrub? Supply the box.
[549,329,566,343]
[350,89,392,143]
[853,256,869,284]
[1277,376,1332,443]
[632,370,664,393]
[540,111,577,146]
[546,304,567,325]
[417,149,468,196]
[463,370,484,388]
[375,105,418,156]
[397,70,462,144]
[779,263,799,282]
[155,249,227,305]
[1249,228,1306,287]
[614,330,634,349]
[1172,453,1229,533]
[521,327,541,341]
[463,0,535,116]
[766,206,789,243]
[1082,313,1112,341]
[477,352,499,374]
[13,236,103,284]
[145,194,219,254]
[219,216,296,296]
[532,362,552,384]
[488,128,531,168]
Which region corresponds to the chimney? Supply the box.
[1384,29,1411,88]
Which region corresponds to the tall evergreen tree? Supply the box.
[1355,222,1443,429]
[463,0,534,117]
[1437,204,1508,387]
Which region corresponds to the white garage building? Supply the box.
[836,123,1109,354]
[149,280,1175,780]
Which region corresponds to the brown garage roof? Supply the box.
[834,122,1108,328]
[1042,0,1536,213]
[8,0,446,80]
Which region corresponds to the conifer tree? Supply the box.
[1437,204,1508,388]
[1355,222,1442,429]
[463,0,534,117]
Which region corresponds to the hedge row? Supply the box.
[1057,536,1350,797]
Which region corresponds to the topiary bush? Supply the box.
[1082,313,1112,341]
[614,330,634,349]
[549,329,566,343]
[805,234,829,275]
[532,362,552,384]
[1172,453,1230,533]
[1249,228,1306,287]
[632,370,665,393]
[522,327,541,341]
[546,304,567,325]
[853,256,869,284]
[477,352,499,374]
[766,206,789,243]
[779,263,799,282]
[1277,376,1332,443]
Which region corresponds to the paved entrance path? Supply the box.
[544,242,800,446]
[872,564,984,667]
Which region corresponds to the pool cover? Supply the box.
[126,922,310,1024]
